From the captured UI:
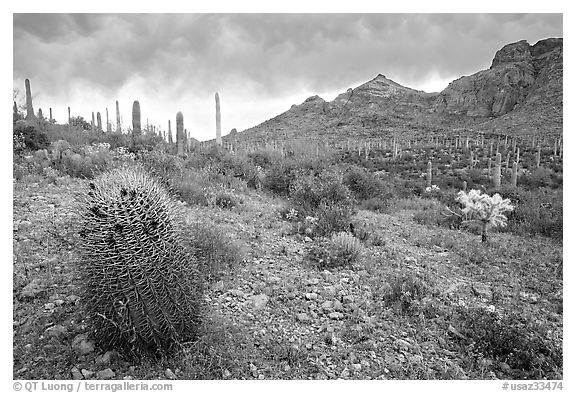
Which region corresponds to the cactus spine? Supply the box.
[132,100,141,137]
[426,161,432,188]
[215,92,222,146]
[176,112,184,156]
[511,161,518,188]
[25,78,35,120]
[494,152,501,190]
[78,166,202,357]
[116,100,121,132]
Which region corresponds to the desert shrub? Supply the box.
[263,160,302,196]
[501,187,562,240]
[138,150,184,188]
[305,231,364,269]
[343,165,387,200]
[314,203,355,236]
[380,272,428,315]
[186,222,243,282]
[289,169,354,215]
[172,171,210,206]
[450,306,562,379]
[360,196,390,212]
[214,192,238,209]
[13,121,49,153]
[248,148,283,169]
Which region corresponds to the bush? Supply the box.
[13,121,49,153]
[450,306,562,379]
[187,222,243,282]
[343,166,387,200]
[289,169,354,215]
[381,272,428,315]
[214,192,238,209]
[314,203,355,236]
[263,161,301,196]
[305,231,364,269]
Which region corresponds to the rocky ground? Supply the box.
[13,175,563,380]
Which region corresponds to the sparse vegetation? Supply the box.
[12,82,562,380]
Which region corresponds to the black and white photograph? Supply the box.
[11,11,564,387]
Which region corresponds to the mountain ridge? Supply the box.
[224,37,562,145]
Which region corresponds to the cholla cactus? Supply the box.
[455,189,514,242]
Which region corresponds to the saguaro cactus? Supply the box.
[487,157,492,180]
[536,147,541,168]
[68,107,71,124]
[132,101,141,137]
[215,92,222,146]
[25,78,35,120]
[49,108,53,123]
[176,112,184,156]
[91,112,95,132]
[168,120,173,144]
[97,112,102,132]
[106,108,111,132]
[426,161,432,188]
[493,152,501,190]
[511,162,518,188]
[116,100,121,132]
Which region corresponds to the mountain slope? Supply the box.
[225,37,562,144]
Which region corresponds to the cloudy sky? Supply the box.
[13,13,562,141]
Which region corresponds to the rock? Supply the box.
[213,281,225,292]
[321,301,333,311]
[54,299,65,307]
[96,368,116,379]
[321,286,337,299]
[228,289,245,297]
[44,302,56,310]
[66,295,80,303]
[305,293,318,301]
[222,369,232,378]
[250,294,269,310]
[81,369,95,379]
[340,367,350,378]
[471,283,493,301]
[328,312,343,320]
[45,324,68,339]
[333,300,344,311]
[123,376,134,380]
[304,236,312,243]
[296,313,311,322]
[499,362,512,373]
[164,368,177,380]
[95,350,117,366]
[394,338,413,352]
[351,363,362,372]
[71,367,83,380]
[72,334,95,355]
[20,280,44,299]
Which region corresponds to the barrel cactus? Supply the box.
[77,166,202,357]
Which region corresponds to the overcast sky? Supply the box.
[13,13,562,141]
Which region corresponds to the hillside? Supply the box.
[225,38,562,144]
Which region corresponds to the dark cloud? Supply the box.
[13,13,562,139]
